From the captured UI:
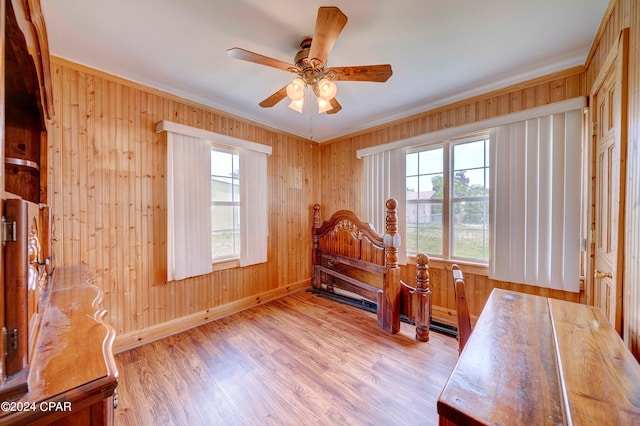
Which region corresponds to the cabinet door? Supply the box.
[3,198,29,377]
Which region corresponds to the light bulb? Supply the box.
[317,78,337,100]
[288,98,304,113]
[318,98,332,114]
[286,78,305,101]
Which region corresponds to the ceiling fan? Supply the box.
[227,6,393,115]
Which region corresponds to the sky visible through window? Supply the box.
[453,139,490,191]
[211,150,236,176]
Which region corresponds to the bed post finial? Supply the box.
[414,253,432,342]
[313,204,321,228]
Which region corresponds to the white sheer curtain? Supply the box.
[167,132,212,281]
[363,148,407,264]
[239,147,268,266]
[489,110,582,292]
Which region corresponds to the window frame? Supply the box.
[406,131,490,263]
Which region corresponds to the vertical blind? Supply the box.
[239,147,268,267]
[363,148,407,264]
[489,110,582,292]
[167,132,212,281]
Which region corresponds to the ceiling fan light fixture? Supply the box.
[228,7,392,116]
[286,78,305,101]
[317,78,337,100]
[288,98,304,113]
[317,97,332,114]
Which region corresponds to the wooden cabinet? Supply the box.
[4,0,53,203]
[2,0,54,392]
[1,1,118,424]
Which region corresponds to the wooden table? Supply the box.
[437,288,640,426]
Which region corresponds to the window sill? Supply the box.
[212,257,240,271]
[407,254,489,276]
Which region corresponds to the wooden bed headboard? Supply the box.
[312,204,385,266]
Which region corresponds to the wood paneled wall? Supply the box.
[47,58,318,351]
[319,68,587,322]
[584,0,640,360]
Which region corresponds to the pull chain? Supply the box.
[308,87,314,140]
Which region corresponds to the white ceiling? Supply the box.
[41,0,609,142]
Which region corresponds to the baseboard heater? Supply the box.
[307,288,458,338]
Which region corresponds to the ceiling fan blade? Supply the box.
[308,7,348,66]
[326,65,393,82]
[326,97,342,115]
[259,85,288,108]
[227,47,294,72]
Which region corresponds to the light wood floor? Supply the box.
[114,290,459,425]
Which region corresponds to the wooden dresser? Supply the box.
[1,1,119,424]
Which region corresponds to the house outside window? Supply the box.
[211,148,240,260]
[406,135,489,262]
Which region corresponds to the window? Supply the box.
[211,148,240,260]
[406,135,489,262]
[160,120,271,280]
[358,99,584,290]
[406,147,444,254]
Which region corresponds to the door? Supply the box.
[591,30,628,334]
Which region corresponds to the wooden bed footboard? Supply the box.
[312,199,432,341]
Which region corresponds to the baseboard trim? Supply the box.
[432,305,478,329]
[114,280,310,353]
[433,305,457,328]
